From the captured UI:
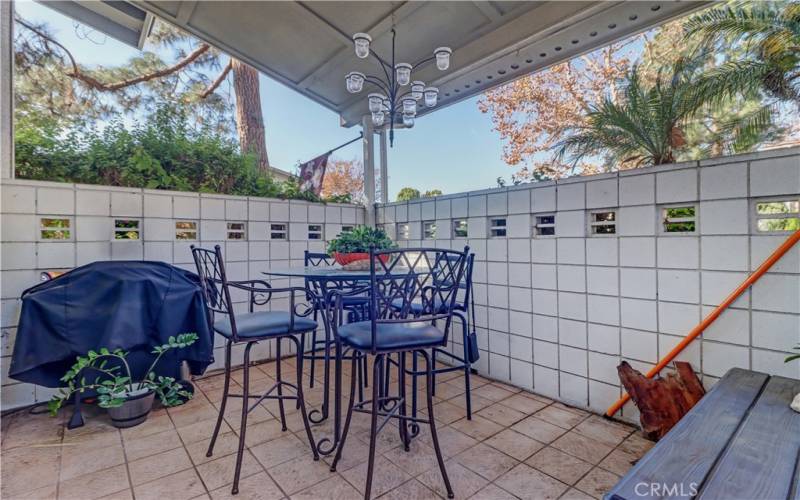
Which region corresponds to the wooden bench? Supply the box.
[606,368,800,500]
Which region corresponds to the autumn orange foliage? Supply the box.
[321,157,365,203]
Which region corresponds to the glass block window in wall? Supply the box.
[113,219,141,240]
[589,210,616,235]
[452,219,468,238]
[227,222,246,240]
[308,224,323,240]
[397,223,410,240]
[755,199,800,232]
[662,206,696,233]
[423,221,437,239]
[39,217,73,240]
[489,218,507,237]
[534,214,555,236]
[175,221,198,240]
[271,223,288,239]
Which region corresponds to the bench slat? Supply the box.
[698,376,800,500]
[606,368,769,500]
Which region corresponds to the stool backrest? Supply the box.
[191,244,238,339]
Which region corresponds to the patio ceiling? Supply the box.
[132,1,708,127]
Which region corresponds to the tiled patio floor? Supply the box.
[1,357,651,500]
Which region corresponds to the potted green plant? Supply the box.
[48,333,198,428]
[786,344,800,412]
[327,225,396,270]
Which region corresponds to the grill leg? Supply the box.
[206,340,232,458]
[231,341,254,495]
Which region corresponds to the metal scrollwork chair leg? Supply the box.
[206,340,233,458]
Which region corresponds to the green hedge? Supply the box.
[14,105,351,203]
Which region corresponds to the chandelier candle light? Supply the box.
[345,29,452,146]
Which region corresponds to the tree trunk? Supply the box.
[232,59,269,172]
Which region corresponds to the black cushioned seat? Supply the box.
[214,311,317,339]
[337,320,445,351]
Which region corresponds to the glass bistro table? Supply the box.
[262,265,396,456]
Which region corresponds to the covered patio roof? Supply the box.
[133,1,707,127]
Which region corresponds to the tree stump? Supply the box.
[618,361,705,440]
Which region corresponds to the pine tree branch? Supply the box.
[199,59,233,98]
[16,15,211,92]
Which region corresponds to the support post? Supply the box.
[362,116,375,226]
[379,129,389,204]
[1,0,13,179]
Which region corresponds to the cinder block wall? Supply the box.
[0,180,365,410]
[377,147,800,421]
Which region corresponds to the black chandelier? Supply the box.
[345,29,452,146]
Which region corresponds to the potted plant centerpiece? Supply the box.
[327,225,396,270]
[48,333,198,428]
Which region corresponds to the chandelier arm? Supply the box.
[363,76,391,95]
[393,91,415,103]
[411,54,437,69]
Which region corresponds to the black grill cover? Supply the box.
[9,261,214,387]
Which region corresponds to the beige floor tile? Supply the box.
[495,463,569,500]
[472,384,516,403]
[128,446,193,486]
[2,414,63,450]
[450,393,493,412]
[59,463,130,500]
[535,406,586,429]
[454,442,519,481]
[476,403,526,427]
[267,454,333,495]
[169,402,221,428]
[617,433,654,458]
[291,474,361,500]
[134,468,206,500]
[561,488,596,500]
[468,483,517,500]
[483,428,545,461]
[377,479,438,500]
[250,434,310,469]
[430,400,467,425]
[340,455,411,497]
[6,484,59,500]
[428,426,478,458]
[525,446,592,485]
[120,411,174,440]
[383,439,440,477]
[1,445,61,497]
[236,418,286,447]
[598,448,640,476]
[573,416,632,447]
[123,427,183,461]
[59,442,126,481]
[574,467,620,499]
[177,418,233,445]
[431,380,466,400]
[209,471,284,500]
[550,432,614,465]
[449,415,503,441]
[323,431,371,472]
[188,431,248,466]
[196,449,264,491]
[499,394,549,415]
[418,460,487,499]
[511,416,568,444]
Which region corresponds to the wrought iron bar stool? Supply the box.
[386,253,477,419]
[329,247,469,499]
[191,245,319,495]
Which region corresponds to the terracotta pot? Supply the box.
[332,252,390,267]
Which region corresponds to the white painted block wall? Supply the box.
[378,147,800,422]
[0,180,365,410]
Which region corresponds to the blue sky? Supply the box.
[16,1,511,200]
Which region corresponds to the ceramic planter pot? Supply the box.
[107,386,155,428]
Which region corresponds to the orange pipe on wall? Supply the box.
[605,228,800,418]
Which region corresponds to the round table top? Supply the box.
[262,265,427,280]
